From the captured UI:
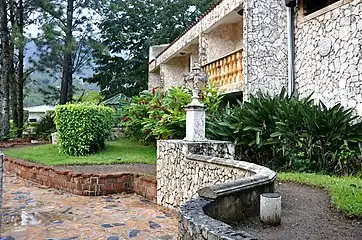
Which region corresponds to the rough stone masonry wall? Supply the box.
[156,140,256,209]
[161,56,189,90]
[204,22,243,64]
[243,0,288,99]
[295,0,362,114]
[148,69,162,90]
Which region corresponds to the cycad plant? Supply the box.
[209,88,362,175]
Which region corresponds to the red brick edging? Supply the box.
[4,157,157,202]
[0,141,50,149]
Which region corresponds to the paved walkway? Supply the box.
[1,173,178,240]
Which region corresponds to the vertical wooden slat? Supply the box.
[203,50,243,89]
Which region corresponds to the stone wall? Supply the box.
[157,140,246,209]
[294,0,362,114]
[161,56,189,90]
[184,44,199,67]
[4,157,157,201]
[178,154,276,239]
[204,22,243,64]
[148,69,162,90]
[243,0,288,100]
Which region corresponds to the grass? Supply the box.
[278,172,362,218]
[3,138,156,166]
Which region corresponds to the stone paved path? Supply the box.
[1,173,178,240]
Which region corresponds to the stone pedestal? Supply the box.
[185,104,207,142]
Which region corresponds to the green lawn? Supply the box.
[3,139,156,166]
[278,172,362,218]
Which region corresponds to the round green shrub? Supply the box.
[54,103,115,156]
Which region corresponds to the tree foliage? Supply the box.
[87,0,216,98]
[32,0,97,103]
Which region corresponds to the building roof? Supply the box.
[24,105,55,113]
[149,0,224,64]
[102,93,130,106]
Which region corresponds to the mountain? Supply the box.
[23,42,99,107]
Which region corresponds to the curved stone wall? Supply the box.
[177,154,276,239]
[157,140,237,209]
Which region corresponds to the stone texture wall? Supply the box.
[204,22,243,64]
[184,44,199,67]
[242,0,288,100]
[148,69,162,90]
[161,56,189,90]
[295,0,362,114]
[5,157,157,201]
[156,140,256,209]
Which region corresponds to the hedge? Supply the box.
[54,103,115,156]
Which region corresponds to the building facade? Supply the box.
[148,0,362,114]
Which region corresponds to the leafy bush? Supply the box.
[35,112,56,140]
[273,100,362,175]
[54,103,115,156]
[210,89,362,175]
[121,84,223,142]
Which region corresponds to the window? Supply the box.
[304,0,340,15]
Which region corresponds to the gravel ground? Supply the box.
[55,164,156,175]
[235,182,362,240]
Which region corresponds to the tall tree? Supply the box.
[87,0,215,98]
[60,0,74,104]
[33,0,96,104]
[0,0,10,137]
[16,0,26,136]
[9,0,18,129]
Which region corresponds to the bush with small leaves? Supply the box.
[54,103,115,156]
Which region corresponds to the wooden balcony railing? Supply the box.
[204,50,243,90]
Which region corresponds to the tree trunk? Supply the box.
[9,0,19,130]
[17,0,25,137]
[0,0,10,138]
[60,0,74,104]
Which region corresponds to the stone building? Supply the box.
[148,0,362,114]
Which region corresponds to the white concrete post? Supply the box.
[185,104,207,142]
[51,132,58,145]
[260,193,282,226]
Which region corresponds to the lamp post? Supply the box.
[183,63,208,142]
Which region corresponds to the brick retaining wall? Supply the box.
[4,157,157,201]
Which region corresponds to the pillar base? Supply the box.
[185,104,207,142]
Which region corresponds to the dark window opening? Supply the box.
[304,0,339,15]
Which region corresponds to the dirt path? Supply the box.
[54,164,156,175]
[236,182,361,240]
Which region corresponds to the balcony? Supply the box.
[204,49,243,93]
